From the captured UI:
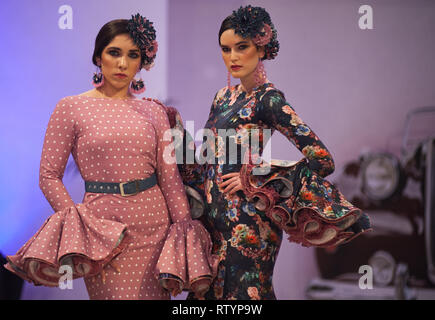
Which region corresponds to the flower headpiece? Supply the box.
[229,6,279,60]
[127,13,158,70]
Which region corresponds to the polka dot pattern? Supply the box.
[6,96,216,300]
[156,219,219,289]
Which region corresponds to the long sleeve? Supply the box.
[153,104,191,223]
[153,103,218,289]
[39,98,76,212]
[259,89,335,177]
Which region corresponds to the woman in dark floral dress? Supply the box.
[171,6,371,300]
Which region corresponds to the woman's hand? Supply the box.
[190,278,211,299]
[93,261,121,284]
[162,278,183,297]
[219,172,243,195]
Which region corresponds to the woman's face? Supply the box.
[220,29,265,81]
[96,34,142,90]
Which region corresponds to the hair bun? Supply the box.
[230,6,279,60]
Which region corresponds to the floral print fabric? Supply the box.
[177,83,370,300]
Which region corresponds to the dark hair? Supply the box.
[92,19,144,67]
[218,16,233,46]
[218,6,279,61]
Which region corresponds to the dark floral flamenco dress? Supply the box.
[167,82,371,300]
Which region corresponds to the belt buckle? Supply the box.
[119,180,139,197]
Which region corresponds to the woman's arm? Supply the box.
[39,98,76,212]
[152,102,217,296]
[259,90,335,177]
[153,104,191,223]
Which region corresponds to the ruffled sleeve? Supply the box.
[249,89,371,247]
[141,98,218,290]
[156,219,219,289]
[5,204,128,286]
[240,159,372,248]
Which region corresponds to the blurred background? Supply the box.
[0,0,434,299]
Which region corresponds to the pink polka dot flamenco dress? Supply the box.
[4,95,218,299]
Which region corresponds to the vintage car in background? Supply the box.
[306,106,435,299]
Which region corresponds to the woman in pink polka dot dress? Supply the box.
[4,15,217,300]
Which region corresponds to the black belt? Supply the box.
[85,174,157,196]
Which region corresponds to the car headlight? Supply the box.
[361,153,406,202]
[369,250,396,286]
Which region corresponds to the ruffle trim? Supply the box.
[156,219,219,290]
[240,159,372,248]
[4,204,128,287]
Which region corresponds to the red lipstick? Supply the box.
[114,73,127,79]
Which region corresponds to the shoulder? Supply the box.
[255,85,295,122]
[142,97,183,129]
[45,96,80,124]
[259,85,286,102]
[51,96,80,115]
[136,97,174,126]
[217,86,229,97]
[55,95,75,106]
[140,97,169,115]
[214,86,231,101]
[254,87,286,115]
[55,94,98,107]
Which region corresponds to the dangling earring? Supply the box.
[227,71,231,89]
[130,70,145,94]
[254,60,267,88]
[92,66,104,88]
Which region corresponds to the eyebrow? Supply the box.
[220,41,249,47]
[106,46,140,52]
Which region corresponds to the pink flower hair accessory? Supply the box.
[252,24,273,47]
[146,40,158,58]
[127,13,158,70]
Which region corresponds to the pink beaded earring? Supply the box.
[92,66,104,88]
[130,70,145,94]
[254,60,267,88]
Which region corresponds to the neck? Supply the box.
[240,71,269,93]
[239,73,257,94]
[96,84,133,99]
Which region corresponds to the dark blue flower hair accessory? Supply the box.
[229,5,279,60]
[127,13,158,70]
